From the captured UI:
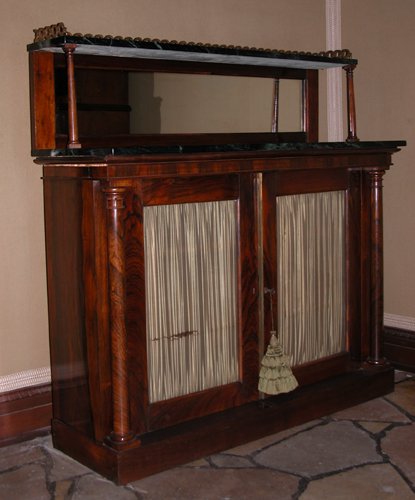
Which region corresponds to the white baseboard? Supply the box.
[384,313,415,332]
[0,367,51,394]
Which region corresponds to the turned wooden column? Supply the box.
[367,169,386,365]
[62,44,81,149]
[103,186,134,444]
[344,64,359,143]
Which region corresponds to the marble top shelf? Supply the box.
[27,34,357,70]
[34,141,406,159]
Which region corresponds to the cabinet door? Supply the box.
[129,173,259,432]
[262,169,353,386]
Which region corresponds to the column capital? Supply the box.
[102,186,129,210]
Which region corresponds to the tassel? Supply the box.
[259,288,298,395]
[258,331,298,395]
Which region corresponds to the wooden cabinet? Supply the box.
[38,146,402,483]
[28,24,405,483]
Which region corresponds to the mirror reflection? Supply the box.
[129,73,277,134]
[129,73,303,134]
[278,79,303,132]
[56,69,305,137]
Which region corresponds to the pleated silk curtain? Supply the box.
[144,200,240,403]
[276,191,346,365]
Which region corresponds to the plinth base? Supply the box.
[52,366,394,485]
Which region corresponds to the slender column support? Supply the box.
[366,170,386,365]
[62,44,81,149]
[103,187,134,445]
[343,64,359,143]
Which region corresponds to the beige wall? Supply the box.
[2,0,413,381]
[0,0,325,377]
[342,0,415,318]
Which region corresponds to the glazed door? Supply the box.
[261,169,356,386]
[129,173,259,432]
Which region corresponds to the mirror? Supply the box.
[55,68,305,138]
[129,73,276,134]
[129,73,303,135]
[278,79,303,132]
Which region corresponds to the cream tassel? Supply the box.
[259,289,298,395]
[258,331,298,395]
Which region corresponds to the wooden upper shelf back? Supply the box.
[28,22,359,152]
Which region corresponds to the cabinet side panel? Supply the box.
[29,52,56,151]
[43,175,92,435]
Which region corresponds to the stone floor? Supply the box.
[1,371,414,499]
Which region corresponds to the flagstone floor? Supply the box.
[1,371,414,499]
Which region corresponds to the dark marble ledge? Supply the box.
[27,35,356,70]
[33,141,406,164]
[32,140,406,158]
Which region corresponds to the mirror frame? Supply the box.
[29,51,319,153]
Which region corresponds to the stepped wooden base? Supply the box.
[52,366,394,485]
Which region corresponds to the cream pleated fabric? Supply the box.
[144,200,239,403]
[276,191,346,366]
